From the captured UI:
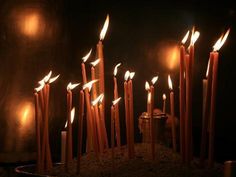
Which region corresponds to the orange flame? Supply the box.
[151,76,158,85]
[181,30,190,44]
[113,63,121,76]
[145,81,150,91]
[168,75,173,90]
[67,82,80,91]
[82,49,92,63]
[163,94,166,100]
[100,14,109,41]
[83,80,98,91]
[213,28,230,52]
[124,71,130,81]
[112,97,121,105]
[90,59,100,67]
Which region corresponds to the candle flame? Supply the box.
[168,75,173,90]
[206,59,210,78]
[100,14,109,41]
[83,80,98,91]
[67,82,80,91]
[163,94,166,100]
[43,71,52,83]
[64,107,75,128]
[49,74,60,83]
[35,84,44,92]
[145,81,150,91]
[82,49,92,63]
[92,94,104,106]
[129,72,135,79]
[147,92,151,104]
[124,70,130,81]
[190,31,200,45]
[181,30,190,44]
[113,63,121,76]
[213,28,230,52]
[90,59,100,67]
[151,76,158,85]
[112,97,121,105]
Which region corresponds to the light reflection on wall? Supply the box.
[21,13,40,37]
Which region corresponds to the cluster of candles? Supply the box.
[33,14,230,174]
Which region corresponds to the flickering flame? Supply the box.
[124,71,130,81]
[35,84,44,92]
[82,49,92,62]
[49,74,60,83]
[113,63,121,76]
[168,75,173,90]
[190,31,200,45]
[112,97,121,105]
[43,71,52,83]
[181,30,190,44]
[206,59,210,78]
[65,107,75,128]
[100,14,109,41]
[92,94,104,106]
[83,80,98,91]
[163,94,166,100]
[213,28,230,52]
[145,81,150,91]
[151,76,158,85]
[38,77,45,86]
[67,82,80,91]
[129,72,135,79]
[147,92,151,104]
[91,59,100,67]
[99,94,104,103]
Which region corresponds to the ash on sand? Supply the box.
[48,143,223,177]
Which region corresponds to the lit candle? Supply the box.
[162,94,166,114]
[124,71,131,157]
[168,75,176,152]
[66,83,79,171]
[111,97,121,172]
[128,72,135,158]
[208,29,230,167]
[145,81,151,116]
[90,59,100,100]
[77,90,84,174]
[179,30,189,162]
[113,63,121,149]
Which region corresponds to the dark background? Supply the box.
[0,0,236,165]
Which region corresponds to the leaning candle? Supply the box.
[91,59,100,99]
[180,30,189,162]
[113,63,122,149]
[162,94,166,113]
[66,83,79,171]
[208,29,230,167]
[168,75,176,152]
[77,90,84,174]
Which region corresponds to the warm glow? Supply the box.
[168,75,173,90]
[49,74,60,83]
[124,71,130,81]
[151,76,158,85]
[113,63,121,76]
[206,59,210,78]
[67,82,80,91]
[65,107,75,128]
[92,94,104,106]
[91,59,100,67]
[21,13,40,37]
[100,14,109,41]
[163,94,166,100]
[190,30,200,45]
[213,29,230,52]
[82,49,92,63]
[145,81,150,91]
[43,71,52,83]
[129,72,135,79]
[112,97,121,105]
[35,84,44,92]
[17,102,34,127]
[181,30,190,44]
[83,80,98,91]
[147,92,151,104]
